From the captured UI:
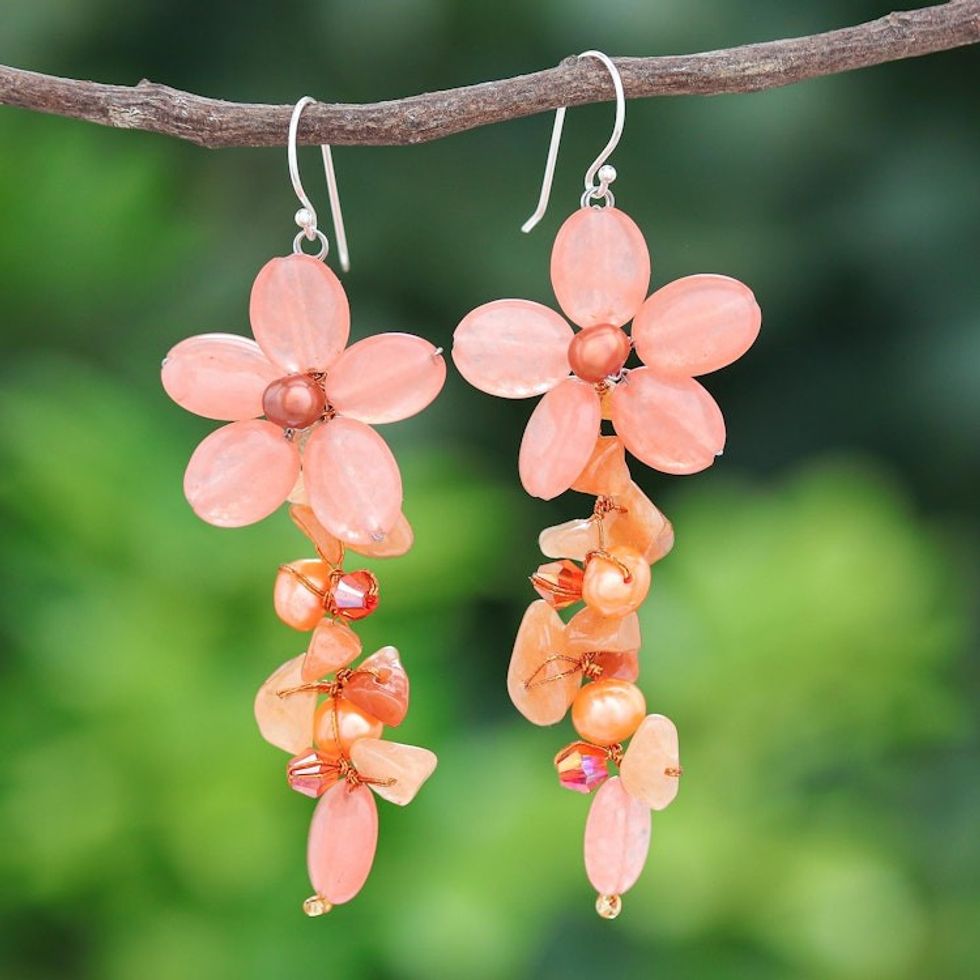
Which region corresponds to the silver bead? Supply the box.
[294,207,315,230]
[597,164,617,184]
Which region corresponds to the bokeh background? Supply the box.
[1,2,978,978]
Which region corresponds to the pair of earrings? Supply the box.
[161,52,761,920]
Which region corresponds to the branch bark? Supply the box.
[1,2,978,148]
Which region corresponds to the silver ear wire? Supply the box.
[522,50,626,234]
[288,96,350,271]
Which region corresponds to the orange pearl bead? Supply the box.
[582,547,651,617]
[313,697,383,754]
[263,374,326,430]
[571,679,646,746]
[274,559,333,631]
[568,324,631,383]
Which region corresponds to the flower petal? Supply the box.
[349,739,437,806]
[519,378,601,499]
[304,418,403,546]
[632,274,761,377]
[249,254,350,373]
[183,419,299,527]
[453,299,573,398]
[323,333,446,423]
[551,208,651,329]
[610,368,725,475]
[162,333,278,421]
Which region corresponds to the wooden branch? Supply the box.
[1,2,978,148]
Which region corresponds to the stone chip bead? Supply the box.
[571,678,646,746]
[313,696,383,755]
[582,547,651,617]
[568,324,631,383]
[262,373,326,430]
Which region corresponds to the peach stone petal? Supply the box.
[303,619,362,681]
[162,333,279,421]
[249,254,350,373]
[254,654,316,754]
[507,600,578,726]
[538,517,601,562]
[183,419,299,528]
[564,607,641,659]
[452,299,574,398]
[519,378,601,500]
[288,504,345,565]
[551,208,651,329]
[620,714,681,811]
[347,512,414,558]
[324,333,446,424]
[605,482,675,565]
[304,418,403,546]
[632,274,761,378]
[345,646,410,728]
[350,739,437,807]
[611,368,726,475]
[571,435,632,496]
[308,781,378,905]
[584,776,651,896]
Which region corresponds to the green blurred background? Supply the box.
[1,2,978,978]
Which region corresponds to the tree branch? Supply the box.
[1,2,978,148]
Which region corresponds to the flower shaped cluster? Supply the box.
[162,253,445,545]
[452,207,761,499]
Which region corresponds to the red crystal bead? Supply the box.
[328,569,379,621]
[531,559,585,609]
[554,741,610,794]
[287,748,340,798]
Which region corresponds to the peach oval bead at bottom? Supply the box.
[584,776,651,898]
[308,781,378,905]
[313,697,383,754]
[582,547,651,618]
[571,679,646,746]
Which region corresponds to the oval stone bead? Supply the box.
[551,208,651,329]
[345,646,410,728]
[273,559,332,631]
[162,333,278,421]
[254,654,317,754]
[324,333,446,424]
[349,738,438,806]
[304,418,403,546]
[571,435,632,497]
[302,618,362,682]
[249,254,350,374]
[183,419,299,527]
[620,714,681,811]
[611,368,726,475]
[632,274,761,377]
[507,600,578,726]
[519,378,601,500]
[308,781,378,904]
[347,512,414,558]
[584,776,651,896]
[453,299,574,398]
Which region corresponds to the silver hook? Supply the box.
[288,96,350,271]
[521,50,626,234]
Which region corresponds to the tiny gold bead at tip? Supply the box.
[303,895,333,917]
[595,893,622,919]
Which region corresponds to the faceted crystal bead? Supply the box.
[313,697,383,755]
[538,518,601,562]
[287,748,340,798]
[345,646,410,727]
[328,569,379,620]
[303,618,362,682]
[274,559,332,631]
[531,559,585,609]
[619,713,681,811]
[507,600,577,726]
[555,741,610,794]
[571,435,632,496]
[584,776,651,897]
[349,738,438,806]
[582,547,650,617]
[254,654,317,754]
[307,781,378,905]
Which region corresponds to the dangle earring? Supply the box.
[161,96,446,916]
[452,52,761,918]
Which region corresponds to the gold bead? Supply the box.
[595,893,622,919]
[303,895,333,917]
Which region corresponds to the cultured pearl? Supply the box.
[571,679,646,746]
[263,374,326,429]
[313,697,383,754]
[582,547,651,617]
[273,559,332,631]
[568,324,631,383]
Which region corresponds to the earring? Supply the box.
[161,97,446,916]
[452,52,761,918]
